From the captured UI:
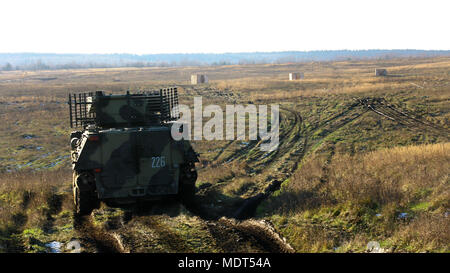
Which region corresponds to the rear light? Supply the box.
[94,168,102,173]
[88,135,99,141]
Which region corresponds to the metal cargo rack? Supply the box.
[68,92,96,128]
[68,88,180,128]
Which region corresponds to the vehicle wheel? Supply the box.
[73,172,99,216]
[179,181,195,204]
[178,163,197,205]
[75,187,94,215]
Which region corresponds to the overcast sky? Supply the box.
[0,0,449,54]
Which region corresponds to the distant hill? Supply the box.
[1,50,449,71]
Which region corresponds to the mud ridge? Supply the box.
[217,217,295,253]
[73,214,127,253]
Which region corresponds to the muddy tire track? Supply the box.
[195,107,307,222]
[137,216,191,252]
[209,217,295,253]
[41,191,64,233]
[73,214,126,253]
[357,97,450,137]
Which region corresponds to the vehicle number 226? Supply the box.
[151,156,166,168]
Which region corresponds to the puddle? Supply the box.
[45,241,62,253]
[239,142,250,147]
[398,212,408,219]
[16,162,33,169]
[17,145,36,150]
[21,134,37,139]
[225,158,234,163]
[39,152,51,159]
[45,155,70,168]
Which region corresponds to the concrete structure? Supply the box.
[289,72,304,80]
[375,69,387,76]
[191,74,208,84]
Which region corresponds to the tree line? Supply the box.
[1,50,449,71]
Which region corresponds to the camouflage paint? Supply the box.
[91,92,172,128]
[70,91,198,202]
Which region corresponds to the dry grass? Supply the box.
[198,161,250,185]
[326,143,449,206]
[0,169,73,252]
[264,143,450,252]
[392,213,450,252]
[274,143,449,212]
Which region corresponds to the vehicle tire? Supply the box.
[179,180,195,204]
[73,172,99,216]
[178,163,197,205]
[75,187,94,216]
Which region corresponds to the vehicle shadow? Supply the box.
[100,179,282,222]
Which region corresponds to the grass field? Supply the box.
[0,57,449,252]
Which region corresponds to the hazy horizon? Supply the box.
[1,50,449,71]
[1,48,450,55]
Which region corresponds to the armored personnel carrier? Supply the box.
[68,88,198,215]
